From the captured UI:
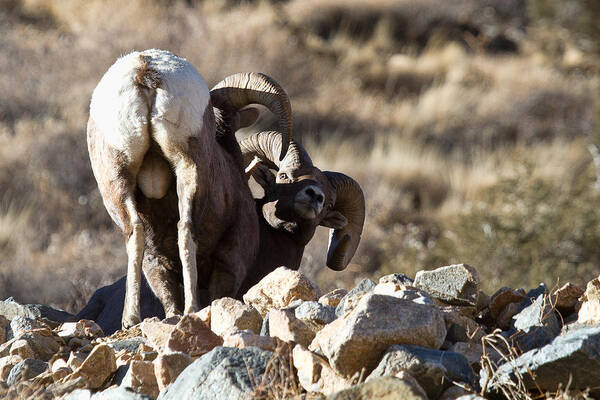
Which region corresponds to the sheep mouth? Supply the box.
[294,201,320,220]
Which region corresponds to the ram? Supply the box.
[86,49,291,328]
[80,82,365,333]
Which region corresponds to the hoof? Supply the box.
[122,313,141,329]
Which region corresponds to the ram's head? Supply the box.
[241,132,365,271]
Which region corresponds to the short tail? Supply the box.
[135,54,161,89]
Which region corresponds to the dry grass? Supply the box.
[0,0,599,309]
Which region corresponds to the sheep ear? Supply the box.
[320,210,348,229]
[253,164,275,189]
[234,107,260,131]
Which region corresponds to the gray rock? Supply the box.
[7,358,48,385]
[8,316,48,340]
[295,301,336,330]
[92,386,154,400]
[108,337,147,353]
[506,294,560,353]
[158,346,274,400]
[0,297,76,326]
[313,293,447,377]
[482,326,600,395]
[335,278,376,317]
[369,344,475,399]
[414,264,480,306]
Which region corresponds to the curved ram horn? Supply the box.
[240,131,312,172]
[323,172,366,271]
[211,73,292,161]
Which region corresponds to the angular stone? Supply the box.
[67,351,88,370]
[496,302,521,330]
[153,352,193,392]
[243,267,319,317]
[9,316,49,339]
[109,337,147,354]
[58,320,103,339]
[9,339,35,359]
[509,294,561,353]
[440,307,485,342]
[482,326,600,394]
[121,360,159,399]
[369,344,475,399]
[318,288,348,308]
[578,278,600,324]
[158,346,274,400]
[414,264,480,306]
[292,345,350,395]
[210,297,262,336]
[7,358,48,385]
[448,342,483,367]
[328,376,427,400]
[140,318,177,352]
[68,344,117,389]
[294,301,336,332]
[312,293,447,377]
[19,330,63,361]
[0,297,76,325]
[222,329,278,352]
[0,355,23,381]
[335,278,376,317]
[379,273,415,287]
[166,314,223,357]
[115,349,143,369]
[489,287,526,320]
[269,309,315,347]
[553,282,584,310]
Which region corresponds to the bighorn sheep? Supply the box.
[86,49,291,327]
[80,121,365,334]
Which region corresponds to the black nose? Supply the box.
[305,187,324,204]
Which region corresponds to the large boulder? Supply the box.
[311,293,447,377]
[243,267,319,317]
[157,346,274,400]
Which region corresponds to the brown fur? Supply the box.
[135,55,162,90]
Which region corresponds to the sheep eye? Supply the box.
[327,203,334,210]
[278,172,289,181]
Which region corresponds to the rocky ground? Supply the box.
[0,264,599,400]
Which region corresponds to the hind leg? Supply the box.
[143,249,184,318]
[122,196,146,328]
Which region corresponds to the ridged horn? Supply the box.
[211,73,292,161]
[323,172,366,271]
[240,131,312,172]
